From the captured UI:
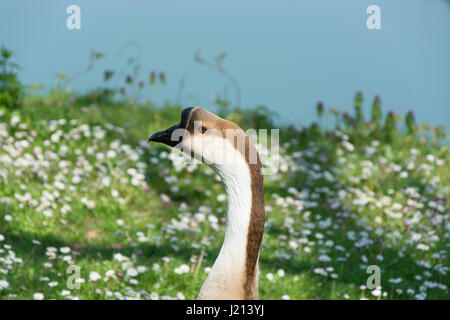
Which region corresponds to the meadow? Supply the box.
[0,48,449,300]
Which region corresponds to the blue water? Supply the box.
[1,0,449,128]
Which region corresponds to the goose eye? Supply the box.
[201,126,207,134]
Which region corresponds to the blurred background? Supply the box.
[1,0,449,127]
[0,0,449,301]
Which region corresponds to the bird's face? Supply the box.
[149,107,250,167]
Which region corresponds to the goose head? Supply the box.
[149,106,257,168]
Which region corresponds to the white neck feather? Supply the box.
[197,145,253,300]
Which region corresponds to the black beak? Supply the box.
[148,124,181,147]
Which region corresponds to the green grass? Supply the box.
[0,92,448,300]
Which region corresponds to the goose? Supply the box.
[149,106,265,300]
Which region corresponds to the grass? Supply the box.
[0,90,448,300]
